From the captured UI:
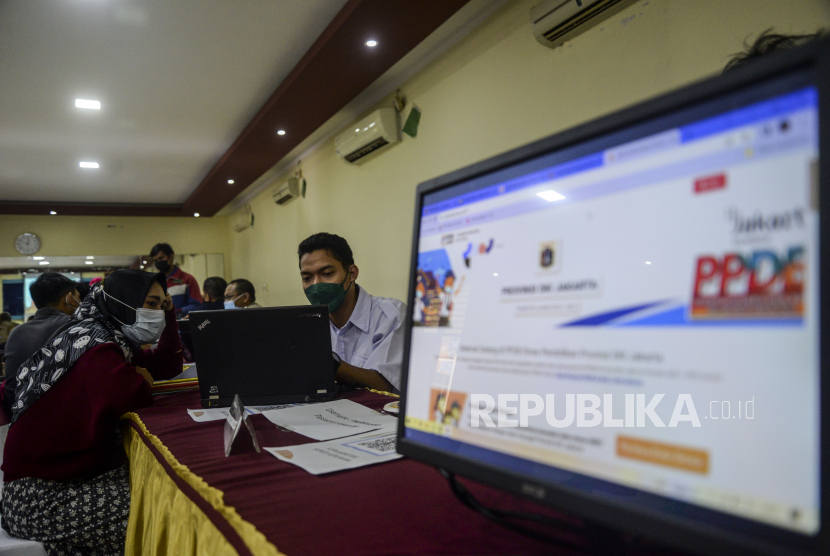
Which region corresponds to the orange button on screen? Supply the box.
[617,435,709,475]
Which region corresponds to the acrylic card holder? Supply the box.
[223,394,262,456]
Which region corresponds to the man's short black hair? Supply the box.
[297,233,354,270]
[150,243,174,257]
[724,29,827,73]
[30,273,78,309]
[229,278,256,302]
[0,312,11,322]
[204,276,228,300]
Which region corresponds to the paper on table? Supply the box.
[259,399,396,441]
[188,408,231,422]
[249,404,300,413]
[188,403,299,423]
[264,423,401,475]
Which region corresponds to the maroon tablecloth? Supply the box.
[131,390,676,556]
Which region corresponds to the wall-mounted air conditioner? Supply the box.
[335,108,400,164]
[272,177,301,205]
[531,0,638,49]
[232,205,254,232]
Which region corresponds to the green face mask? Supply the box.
[304,273,353,314]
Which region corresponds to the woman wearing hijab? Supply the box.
[1,269,183,556]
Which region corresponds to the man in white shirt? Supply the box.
[223,279,263,309]
[298,233,406,392]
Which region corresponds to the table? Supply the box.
[121,389,587,556]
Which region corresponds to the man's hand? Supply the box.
[162,292,174,312]
[336,361,394,392]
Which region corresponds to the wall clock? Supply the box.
[15,233,41,255]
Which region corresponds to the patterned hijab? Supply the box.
[11,269,166,424]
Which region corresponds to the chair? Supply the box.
[0,425,46,556]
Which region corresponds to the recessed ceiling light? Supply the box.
[33,256,44,260]
[49,211,57,215]
[366,40,378,47]
[85,261,94,265]
[228,179,235,185]
[79,161,99,169]
[277,130,286,136]
[193,213,200,217]
[39,261,50,265]
[75,99,101,110]
[537,190,565,202]
[86,256,94,259]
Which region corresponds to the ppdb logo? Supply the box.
[470,394,702,428]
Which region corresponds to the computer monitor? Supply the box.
[398,40,829,556]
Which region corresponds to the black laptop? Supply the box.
[188,305,336,407]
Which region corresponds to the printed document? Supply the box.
[260,399,396,441]
[265,424,401,475]
[188,403,297,423]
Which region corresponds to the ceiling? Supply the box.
[0,0,474,217]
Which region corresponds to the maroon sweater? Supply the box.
[2,310,182,482]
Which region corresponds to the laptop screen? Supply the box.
[401,63,821,548]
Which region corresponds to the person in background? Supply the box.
[179,277,228,360]
[150,242,202,315]
[0,312,19,349]
[1,269,182,554]
[199,276,228,311]
[2,273,80,418]
[298,232,406,392]
[224,279,261,309]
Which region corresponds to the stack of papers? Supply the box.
[187,404,297,423]
[153,377,199,396]
[260,400,401,474]
[259,399,396,441]
[265,424,400,475]
[188,399,403,475]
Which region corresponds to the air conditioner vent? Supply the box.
[335,108,400,164]
[344,137,390,163]
[531,0,637,49]
[232,205,254,232]
[272,177,301,205]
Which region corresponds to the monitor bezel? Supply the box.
[397,39,830,556]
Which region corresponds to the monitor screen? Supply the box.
[399,45,827,556]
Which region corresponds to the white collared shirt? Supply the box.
[330,285,407,391]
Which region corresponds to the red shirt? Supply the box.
[166,266,202,314]
[2,310,183,482]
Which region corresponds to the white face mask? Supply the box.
[105,291,166,345]
[224,296,240,310]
